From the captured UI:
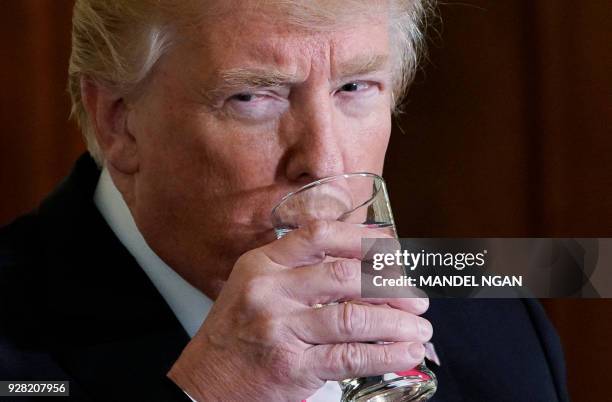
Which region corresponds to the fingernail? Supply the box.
[408,343,424,359]
[418,319,432,339]
[417,298,429,310]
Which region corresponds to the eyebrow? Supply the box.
[215,68,298,92]
[335,54,390,78]
[204,54,390,101]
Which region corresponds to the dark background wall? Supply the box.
[1,1,610,400]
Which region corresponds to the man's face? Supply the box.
[126,4,393,291]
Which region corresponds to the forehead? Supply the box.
[174,1,391,79]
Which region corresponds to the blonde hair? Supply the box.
[68,0,434,165]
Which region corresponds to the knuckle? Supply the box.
[252,273,275,290]
[302,220,331,246]
[318,347,338,375]
[393,312,408,338]
[330,259,357,285]
[339,302,367,337]
[249,273,275,292]
[235,247,274,274]
[256,316,284,340]
[340,343,366,375]
[241,274,274,307]
[235,249,257,270]
[296,351,325,390]
[245,317,294,362]
[234,249,267,278]
[380,344,394,367]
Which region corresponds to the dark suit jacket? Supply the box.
[0,154,570,402]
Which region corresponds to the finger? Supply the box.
[262,220,397,267]
[366,297,429,315]
[290,302,432,344]
[306,341,425,381]
[279,258,362,304]
[279,259,429,314]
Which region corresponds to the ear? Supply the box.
[80,76,139,174]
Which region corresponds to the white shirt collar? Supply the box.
[93,168,213,338]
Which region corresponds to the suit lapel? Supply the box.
[35,154,191,401]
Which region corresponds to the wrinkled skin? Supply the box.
[82,3,431,401]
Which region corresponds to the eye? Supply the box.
[334,81,382,116]
[225,91,288,121]
[232,93,258,102]
[339,82,370,93]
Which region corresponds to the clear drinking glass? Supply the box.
[271,173,437,402]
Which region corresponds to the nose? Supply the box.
[282,91,345,183]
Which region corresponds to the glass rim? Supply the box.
[270,172,385,221]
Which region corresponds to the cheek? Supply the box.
[134,106,286,255]
[189,117,283,191]
[140,100,281,186]
[148,107,284,219]
[342,109,392,173]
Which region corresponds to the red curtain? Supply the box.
[1,1,610,400]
